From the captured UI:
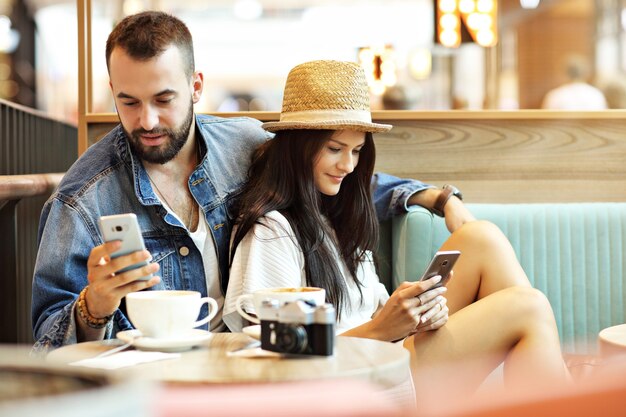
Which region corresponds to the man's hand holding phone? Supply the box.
[83,214,161,321]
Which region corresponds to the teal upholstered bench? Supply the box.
[378,203,626,354]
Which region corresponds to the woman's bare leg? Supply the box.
[438,220,532,314]
[405,286,568,399]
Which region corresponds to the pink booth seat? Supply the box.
[152,379,406,417]
[416,356,626,417]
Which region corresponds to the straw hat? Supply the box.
[262,60,392,133]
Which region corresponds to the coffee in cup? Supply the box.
[125,290,218,339]
[235,287,326,324]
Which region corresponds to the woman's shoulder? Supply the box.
[253,210,295,238]
[259,210,291,229]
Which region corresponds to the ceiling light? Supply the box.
[0,15,20,54]
[520,0,540,9]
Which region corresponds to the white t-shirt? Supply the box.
[223,210,390,333]
[541,82,607,110]
[157,199,224,332]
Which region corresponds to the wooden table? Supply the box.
[46,333,410,389]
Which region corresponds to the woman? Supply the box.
[223,60,569,397]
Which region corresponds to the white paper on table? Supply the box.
[226,347,283,358]
[69,351,180,370]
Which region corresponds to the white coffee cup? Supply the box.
[235,287,326,324]
[126,290,218,339]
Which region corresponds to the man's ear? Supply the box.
[192,71,204,104]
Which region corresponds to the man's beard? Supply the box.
[125,102,194,164]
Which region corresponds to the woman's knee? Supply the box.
[451,220,508,248]
[499,286,556,325]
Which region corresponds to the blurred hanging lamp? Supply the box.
[435,0,498,48]
[435,0,462,48]
[0,15,20,53]
[358,44,396,96]
[520,0,540,9]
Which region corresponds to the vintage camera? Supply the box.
[259,299,335,356]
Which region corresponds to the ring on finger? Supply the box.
[415,295,423,306]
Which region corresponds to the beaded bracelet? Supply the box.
[76,286,113,329]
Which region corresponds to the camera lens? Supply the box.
[276,324,308,354]
[115,225,123,232]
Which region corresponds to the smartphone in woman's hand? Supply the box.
[418,250,461,289]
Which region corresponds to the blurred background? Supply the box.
[1,0,626,123]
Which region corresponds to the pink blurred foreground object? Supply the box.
[153,379,405,417]
[416,356,626,417]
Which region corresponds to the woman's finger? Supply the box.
[416,295,447,321]
[408,307,422,324]
[399,275,442,299]
[417,308,449,331]
[414,289,446,312]
[419,298,443,323]
[415,286,447,307]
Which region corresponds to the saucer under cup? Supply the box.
[116,329,212,352]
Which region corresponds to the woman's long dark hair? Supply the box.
[230,129,379,319]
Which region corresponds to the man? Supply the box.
[32,11,472,352]
[541,54,607,110]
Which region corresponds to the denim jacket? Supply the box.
[31,114,431,352]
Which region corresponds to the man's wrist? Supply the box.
[431,185,463,217]
[406,187,439,210]
[76,286,113,329]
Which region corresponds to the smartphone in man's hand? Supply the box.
[98,213,152,280]
[418,250,461,289]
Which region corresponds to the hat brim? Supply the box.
[262,120,392,133]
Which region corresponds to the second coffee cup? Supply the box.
[126,290,218,339]
[235,287,326,324]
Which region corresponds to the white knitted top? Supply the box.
[223,211,389,333]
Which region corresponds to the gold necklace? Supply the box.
[145,140,200,231]
[147,171,195,230]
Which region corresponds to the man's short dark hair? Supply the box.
[105,11,195,77]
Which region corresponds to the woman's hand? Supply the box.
[412,293,449,334]
[342,275,447,342]
[375,277,449,341]
[411,270,454,333]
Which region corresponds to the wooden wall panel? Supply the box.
[88,111,626,204]
[374,117,626,203]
